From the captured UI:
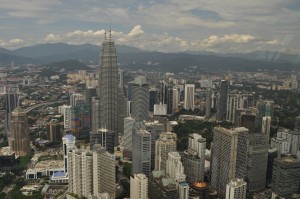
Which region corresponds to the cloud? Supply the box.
[44,34,61,42]
[127,25,144,38]
[0,38,24,48]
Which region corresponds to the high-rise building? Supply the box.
[205,88,212,117]
[145,121,166,170]
[130,174,148,199]
[211,127,248,199]
[62,134,76,173]
[262,116,271,142]
[131,76,149,121]
[8,107,30,156]
[184,84,195,111]
[182,133,206,183]
[271,155,300,198]
[132,129,151,175]
[85,87,97,104]
[58,105,72,131]
[5,92,18,134]
[218,80,228,121]
[271,129,300,156]
[256,100,273,130]
[90,128,114,153]
[154,132,177,171]
[68,149,94,198]
[122,117,135,151]
[70,93,85,107]
[240,111,256,134]
[71,107,81,137]
[225,179,247,199]
[149,170,177,199]
[166,152,186,182]
[93,145,116,198]
[98,32,120,146]
[246,133,268,191]
[149,88,159,112]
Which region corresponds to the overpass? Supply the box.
[24,100,65,113]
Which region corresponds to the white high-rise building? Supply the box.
[130,174,148,199]
[226,179,247,199]
[155,132,177,171]
[166,152,186,182]
[68,149,94,198]
[59,105,72,130]
[70,93,85,107]
[184,84,195,111]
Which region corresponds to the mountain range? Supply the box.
[0,43,299,72]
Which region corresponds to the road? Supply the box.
[24,100,65,113]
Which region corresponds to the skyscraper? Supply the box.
[98,32,119,145]
[184,84,195,111]
[262,116,271,142]
[8,107,30,156]
[166,152,186,183]
[218,80,228,121]
[205,88,212,117]
[90,128,115,153]
[211,127,248,199]
[130,174,148,199]
[5,92,18,134]
[62,134,76,173]
[131,76,150,121]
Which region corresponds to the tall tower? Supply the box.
[205,88,212,117]
[218,80,228,121]
[184,84,195,111]
[8,106,30,156]
[98,31,119,145]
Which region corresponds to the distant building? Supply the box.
[8,106,30,156]
[149,88,159,112]
[178,182,189,199]
[262,116,271,142]
[225,179,247,199]
[217,80,228,121]
[184,84,195,111]
[58,105,72,131]
[205,88,212,117]
[70,107,81,137]
[122,117,135,152]
[131,76,149,121]
[130,174,148,199]
[91,97,100,131]
[5,92,18,134]
[62,134,76,173]
[0,147,16,170]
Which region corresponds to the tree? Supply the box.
[123,162,132,178]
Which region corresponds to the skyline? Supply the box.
[0,0,300,53]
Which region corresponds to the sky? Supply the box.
[0,0,300,54]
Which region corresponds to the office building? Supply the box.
[211,127,248,199]
[70,93,85,107]
[5,92,18,134]
[122,117,135,151]
[8,107,30,156]
[240,112,256,134]
[98,32,120,146]
[225,179,247,199]
[184,84,195,111]
[131,76,149,121]
[205,88,212,117]
[166,152,186,182]
[182,133,206,183]
[93,145,116,198]
[85,87,97,104]
[155,132,177,171]
[130,174,148,199]
[246,133,268,191]
[132,129,151,175]
[71,107,81,137]
[91,97,100,131]
[271,155,300,198]
[90,128,114,153]
[149,88,159,112]
[218,80,228,121]
[256,100,273,130]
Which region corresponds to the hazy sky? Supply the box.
[0,0,299,53]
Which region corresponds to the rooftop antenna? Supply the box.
[109,18,112,38]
